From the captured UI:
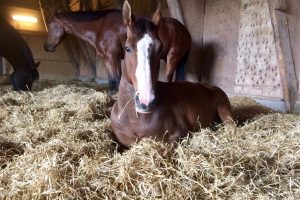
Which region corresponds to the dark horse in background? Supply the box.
[110,1,234,147]
[44,7,191,94]
[0,17,39,91]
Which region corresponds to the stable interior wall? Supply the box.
[1,33,78,81]
[22,34,78,80]
[286,0,300,111]
[186,0,299,112]
[0,3,78,82]
[201,0,240,95]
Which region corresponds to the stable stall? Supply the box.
[0,1,299,199]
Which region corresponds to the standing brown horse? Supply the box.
[44,7,191,94]
[110,1,234,147]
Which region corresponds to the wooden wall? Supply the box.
[202,0,240,94]
[23,34,78,80]
[1,34,78,80]
[180,0,205,81]
[178,0,299,112]
[286,0,300,102]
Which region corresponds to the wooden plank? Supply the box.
[0,57,3,75]
[285,0,300,103]
[268,0,298,112]
[166,0,185,24]
[274,0,286,11]
[203,0,240,92]
[63,38,80,76]
[113,0,123,9]
[234,0,283,99]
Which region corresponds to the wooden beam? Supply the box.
[113,0,123,9]
[274,0,287,12]
[268,0,298,112]
[166,0,185,25]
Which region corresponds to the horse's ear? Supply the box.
[152,2,161,26]
[123,0,132,26]
[35,61,40,68]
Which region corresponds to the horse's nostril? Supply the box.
[140,103,147,109]
[135,94,156,112]
[134,94,140,105]
[44,43,54,52]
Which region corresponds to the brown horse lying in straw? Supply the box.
[44,7,191,94]
[110,1,234,147]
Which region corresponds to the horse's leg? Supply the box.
[165,52,181,82]
[216,95,235,126]
[165,49,188,82]
[105,55,122,95]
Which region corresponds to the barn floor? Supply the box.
[0,80,299,199]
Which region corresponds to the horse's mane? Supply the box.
[132,18,157,37]
[55,9,121,22]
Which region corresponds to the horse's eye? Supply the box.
[125,46,131,53]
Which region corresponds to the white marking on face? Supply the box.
[50,23,62,38]
[135,33,155,105]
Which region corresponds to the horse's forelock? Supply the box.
[131,18,157,40]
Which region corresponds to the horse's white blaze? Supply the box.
[136,34,155,105]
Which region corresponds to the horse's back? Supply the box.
[0,20,35,67]
[157,81,225,101]
[55,9,122,21]
[158,18,191,57]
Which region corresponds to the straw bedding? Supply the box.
[0,80,299,199]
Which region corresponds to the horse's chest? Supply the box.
[112,106,164,136]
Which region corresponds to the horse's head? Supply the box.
[123,1,162,113]
[44,16,65,52]
[10,62,40,91]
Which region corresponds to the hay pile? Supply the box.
[0,80,299,199]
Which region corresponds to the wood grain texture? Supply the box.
[202,0,240,93]
[268,0,298,112]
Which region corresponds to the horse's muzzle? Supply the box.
[108,78,120,95]
[134,94,156,114]
[44,43,55,52]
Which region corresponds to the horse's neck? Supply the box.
[62,20,96,47]
[0,22,35,70]
[117,77,135,107]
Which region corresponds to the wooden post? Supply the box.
[268,0,298,112]
[166,0,185,24]
[273,0,287,11]
[113,0,123,9]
